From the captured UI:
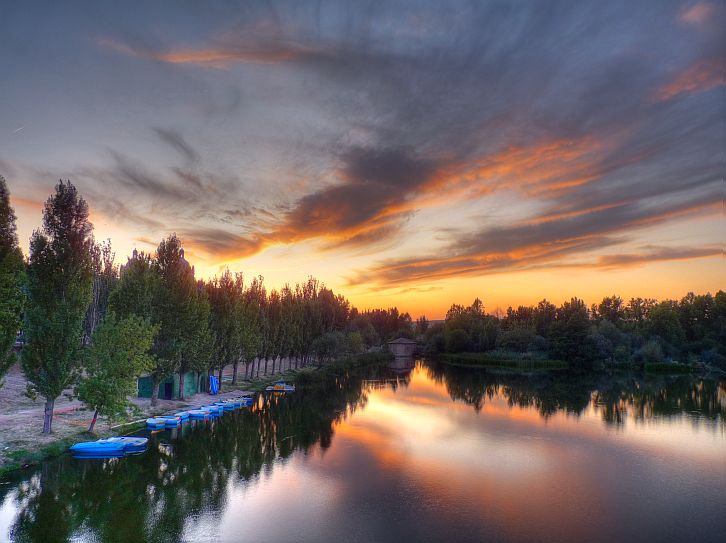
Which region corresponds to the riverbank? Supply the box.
[436,352,711,375]
[0,353,392,476]
[438,352,567,371]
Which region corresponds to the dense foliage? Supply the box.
[76,314,157,431]
[423,295,726,371]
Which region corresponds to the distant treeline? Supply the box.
[0,177,411,433]
[418,293,726,371]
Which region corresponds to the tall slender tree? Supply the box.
[153,238,204,399]
[22,180,94,433]
[0,176,24,387]
[84,239,118,342]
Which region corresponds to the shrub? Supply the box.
[445,328,471,353]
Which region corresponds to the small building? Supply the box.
[137,371,206,400]
[387,337,417,358]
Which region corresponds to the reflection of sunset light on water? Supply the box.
[176,363,724,542]
[338,365,726,472]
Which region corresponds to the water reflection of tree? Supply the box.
[4,361,397,542]
[425,361,726,426]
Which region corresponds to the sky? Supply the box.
[0,0,723,318]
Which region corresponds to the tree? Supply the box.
[0,176,24,386]
[646,301,685,349]
[415,316,429,335]
[445,328,471,353]
[595,295,625,325]
[109,249,171,406]
[84,239,118,341]
[152,236,202,402]
[208,270,244,386]
[22,180,94,433]
[76,314,157,432]
[549,297,591,368]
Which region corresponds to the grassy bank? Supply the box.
[439,352,567,371]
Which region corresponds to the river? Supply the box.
[1,360,725,542]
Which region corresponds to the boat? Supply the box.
[265,381,295,392]
[98,437,148,453]
[216,401,236,411]
[159,415,181,427]
[146,417,167,429]
[188,409,210,420]
[70,436,148,457]
[201,405,222,415]
[239,396,254,407]
[174,411,190,420]
[70,441,125,457]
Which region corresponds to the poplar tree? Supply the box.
[22,180,94,433]
[155,235,208,400]
[0,176,24,386]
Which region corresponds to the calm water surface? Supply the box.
[1,360,725,542]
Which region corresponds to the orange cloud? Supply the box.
[99,37,326,68]
[348,195,720,287]
[655,58,724,101]
[679,2,715,25]
[10,195,43,210]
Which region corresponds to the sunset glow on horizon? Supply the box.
[1,1,723,319]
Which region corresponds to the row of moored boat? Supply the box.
[146,396,254,429]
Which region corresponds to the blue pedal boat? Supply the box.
[239,396,254,407]
[202,405,222,416]
[99,437,148,453]
[146,417,167,429]
[188,409,210,420]
[70,441,125,457]
[216,401,236,411]
[159,415,181,427]
[174,411,190,420]
[70,436,148,457]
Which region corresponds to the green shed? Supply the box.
[137,371,206,399]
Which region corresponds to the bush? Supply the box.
[636,340,664,364]
[445,328,471,353]
[496,327,536,353]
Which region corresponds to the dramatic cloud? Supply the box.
[0,0,721,299]
[349,188,721,287]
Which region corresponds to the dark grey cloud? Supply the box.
[153,127,199,162]
[270,147,439,243]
